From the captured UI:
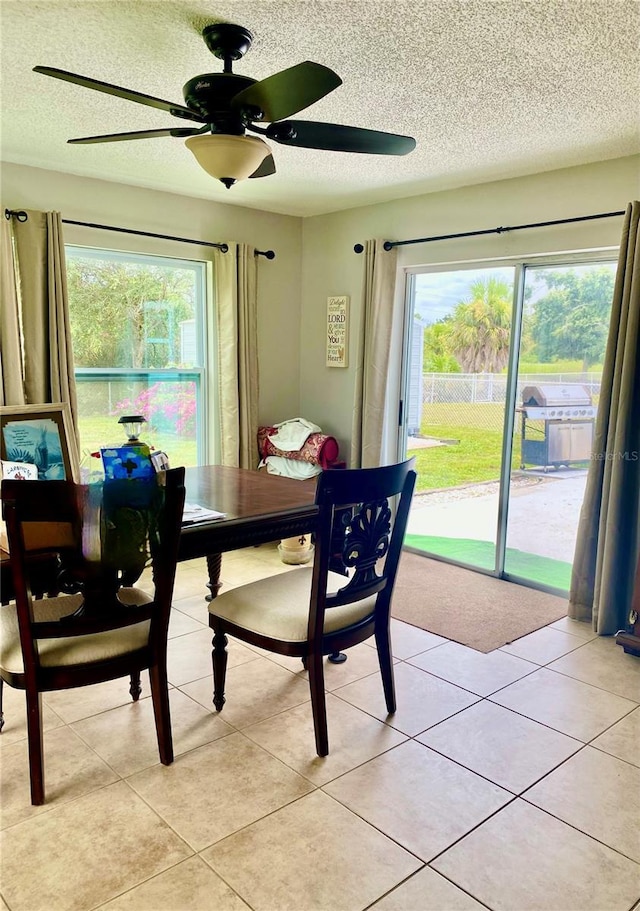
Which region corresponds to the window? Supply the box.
[66,247,208,467]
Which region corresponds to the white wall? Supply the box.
[300,155,640,462]
[1,162,303,427]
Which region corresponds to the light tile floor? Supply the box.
[1,544,639,911]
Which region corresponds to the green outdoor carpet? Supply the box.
[393,548,569,653]
[404,534,572,591]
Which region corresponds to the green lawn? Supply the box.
[518,360,602,374]
[77,416,197,473]
[409,403,518,492]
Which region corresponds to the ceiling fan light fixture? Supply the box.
[185,133,270,187]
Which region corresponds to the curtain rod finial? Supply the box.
[383,241,394,251]
[5,208,28,222]
[353,243,364,253]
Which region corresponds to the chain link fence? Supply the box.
[415,373,601,433]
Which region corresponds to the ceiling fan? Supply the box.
[34,23,416,188]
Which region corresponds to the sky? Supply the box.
[411,261,617,326]
[412,266,514,325]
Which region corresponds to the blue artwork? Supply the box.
[100,444,155,480]
[2,418,66,480]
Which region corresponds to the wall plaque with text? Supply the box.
[326,295,349,367]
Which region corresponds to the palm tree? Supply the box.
[446,277,512,373]
[422,320,461,372]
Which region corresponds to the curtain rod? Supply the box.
[353,209,626,253]
[4,209,276,259]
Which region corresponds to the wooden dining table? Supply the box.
[178,465,318,598]
[1,466,319,604]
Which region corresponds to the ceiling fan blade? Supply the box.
[232,62,341,122]
[249,154,276,179]
[266,120,416,155]
[33,66,205,122]
[68,127,207,144]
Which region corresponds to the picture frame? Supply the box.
[0,403,80,482]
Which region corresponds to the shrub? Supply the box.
[113,382,196,437]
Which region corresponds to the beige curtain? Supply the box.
[213,243,259,469]
[351,239,398,468]
[569,201,640,634]
[0,216,25,406]
[1,210,79,448]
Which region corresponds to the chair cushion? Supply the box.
[0,588,152,675]
[208,568,376,641]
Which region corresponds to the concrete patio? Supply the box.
[407,469,588,564]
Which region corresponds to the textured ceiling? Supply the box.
[1,0,639,217]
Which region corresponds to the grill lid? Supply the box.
[521,384,592,407]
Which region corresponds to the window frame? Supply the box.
[66,244,210,465]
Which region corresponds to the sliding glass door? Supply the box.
[402,265,516,571]
[402,254,617,594]
[502,260,617,590]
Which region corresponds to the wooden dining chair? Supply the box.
[0,467,185,805]
[208,458,416,756]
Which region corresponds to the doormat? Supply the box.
[392,550,569,653]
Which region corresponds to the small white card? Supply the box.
[1,460,39,480]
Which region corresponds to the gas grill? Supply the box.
[518,384,596,470]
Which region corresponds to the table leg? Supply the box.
[205,552,223,601]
